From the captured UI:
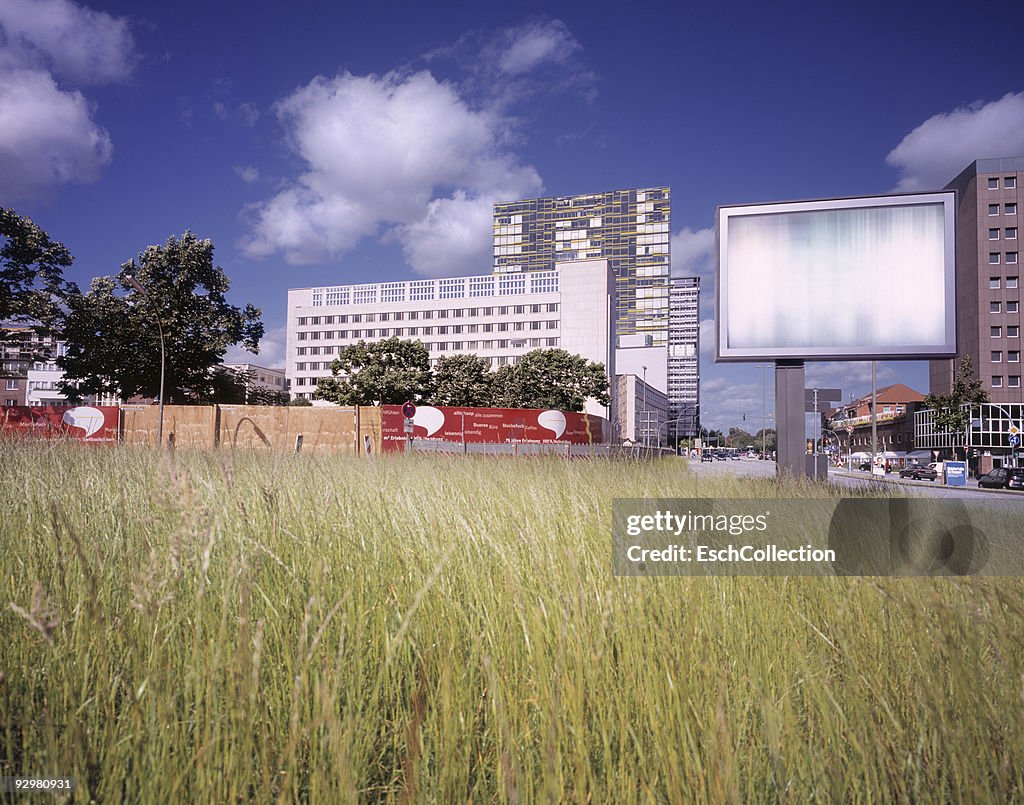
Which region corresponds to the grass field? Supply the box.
[2,441,1023,802]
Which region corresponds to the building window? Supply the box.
[1009,301,1019,313]
[1008,277,1019,289]
[991,301,1002,313]
[1007,177,1018,189]
[1008,203,1018,215]
[990,277,1001,289]
[1010,326,1020,338]
[991,327,1002,338]
[990,228,1001,240]
[992,351,1002,363]
[990,204,1000,216]
[5,379,17,390]
[1008,253,1018,264]
[1010,351,1020,363]
[1011,376,1022,388]
[990,253,1001,265]
[1008,228,1018,240]
[988,178,1000,190]
[993,376,1003,387]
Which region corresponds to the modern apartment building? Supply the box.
[931,157,1023,403]
[493,188,671,347]
[286,261,615,418]
[668,277,700,438]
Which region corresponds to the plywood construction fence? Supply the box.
[121,405,218,448]
[120,404,372,454]
[218,405,361,454]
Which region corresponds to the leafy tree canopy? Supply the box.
[922,355,989,436]
[57,232,263,403]
[1,209,76,369]
[430,354,494,407]
[315,337,432,406]
[725,426,755,448]
[493,348,610,412]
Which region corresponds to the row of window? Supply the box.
[988,227,1018,240]
[991,351,1021,362]
[850,433,908,446]
[987,177,1019,190]
[988,203,1019,215]
[296,321,560,340]
[296,303,560,326]
[990,301,1020,313]
[989,277,1019,289]
[988,253,1019,264]
[990,326,1020,337]
[295,337,561,361]
[991,376,1022,388]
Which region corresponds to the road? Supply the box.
[686,456,1024,505]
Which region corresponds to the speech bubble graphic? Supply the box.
[62,406,106,438]
[413,406,445,436]
[537,410,567,439]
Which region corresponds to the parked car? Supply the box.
[899,465,938,481]
[977,468,1024,490]
[700,451,714,463]
[858,461,872,472]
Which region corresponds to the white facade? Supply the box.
[615,334,667,395]
[286,261,615,417]
[221,363,286,392]
[614,374,670,445]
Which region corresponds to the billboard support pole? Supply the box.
[775,360,806,478]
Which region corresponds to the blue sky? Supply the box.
[3,0,1024,431]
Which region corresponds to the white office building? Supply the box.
[286,260,615,418]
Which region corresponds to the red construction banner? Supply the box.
[380,405,604,452]
[0,406,120,443]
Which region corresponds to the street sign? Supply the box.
[1010,434,1021,447]
[401,401,416,418]
[846,426,854,435]
[403,418,414,434]
[1010,424,1020,435]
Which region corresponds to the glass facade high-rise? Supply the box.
[493,187,671,345]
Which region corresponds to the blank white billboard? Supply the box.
[716,192,956,361]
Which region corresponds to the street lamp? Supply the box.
[124,275,166,446]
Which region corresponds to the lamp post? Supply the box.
[125,275,166,446]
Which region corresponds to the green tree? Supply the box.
[754,428,777,452]
[726,426,755,448]
[315,338,432,405]
[430,354,494,406]
[1,209,75,370]
[922,355,989,455]
[58,232,263,402]
[493,349,610,412]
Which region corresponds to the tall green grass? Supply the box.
[1,441,1023,802]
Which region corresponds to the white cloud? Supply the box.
[241,69,542,272]
[0,0,132,199]
[396,192,495,278]
[671,226,715,277]
[699,318,715,358]
[887,92,1024,191]
[234,165,259,183]
[0,67,112,199]
[0,0,133,84]
[495,19,581,76]
[224,324,287,369]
